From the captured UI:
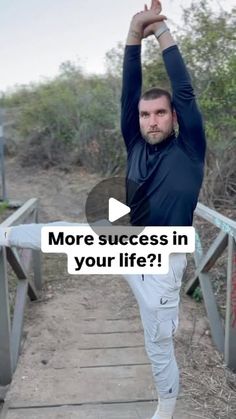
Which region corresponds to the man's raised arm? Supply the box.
[121,7,166,152]
[144,2,206,161]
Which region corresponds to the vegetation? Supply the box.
[0,201,9,215]
[1,1,235,207]
[192,286,203,303]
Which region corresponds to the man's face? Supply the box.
[139,96,176,145]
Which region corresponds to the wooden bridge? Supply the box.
[0,199,236,419]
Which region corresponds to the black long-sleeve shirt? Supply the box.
[121,45,206,226]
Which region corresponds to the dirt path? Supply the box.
[5,158,101,223]
[2,157,236,419]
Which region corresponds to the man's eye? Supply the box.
[142,114,149,118]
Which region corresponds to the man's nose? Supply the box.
[149,114,158,127]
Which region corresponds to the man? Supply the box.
[121,1,206,418]
[0,2,205,418]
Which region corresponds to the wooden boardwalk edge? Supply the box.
[1,399,207,419]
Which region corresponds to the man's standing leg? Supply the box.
[124,253,186,419]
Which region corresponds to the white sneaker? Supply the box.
[150,411,174,419]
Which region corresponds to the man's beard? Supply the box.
[141,127,173,145]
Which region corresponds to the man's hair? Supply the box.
[139,88,173,111]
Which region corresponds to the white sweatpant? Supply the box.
[4,221,186,400]
[124,252,186,399]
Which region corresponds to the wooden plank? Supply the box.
[195,202,236,240]
[47,346,148,369]
[224,236,236,369]
[0,199,38,228]
[77,332,144,348]
[193,233,224,353]
[3,401,194,419]
[2,403,147,419]
[11,280,28,372]
[79,318,142,334]
[0,248,12,385]
[3,401,197,419]
[6,248,38,301]
[185,230,228,294]
[6,364,155,407]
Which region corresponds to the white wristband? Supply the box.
[154,23,170,39]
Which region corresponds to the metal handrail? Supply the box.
[0,199,42,385]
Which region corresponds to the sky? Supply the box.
[0,0,234,92]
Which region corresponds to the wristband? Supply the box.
[154,24,170,39]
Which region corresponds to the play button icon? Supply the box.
[85,176,130,228]
[108,198,130,223]
[85,176,148,235]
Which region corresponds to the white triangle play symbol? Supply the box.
[108,197,130,223]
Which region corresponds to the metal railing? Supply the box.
[186,202,236,370]
[0,198,41,385]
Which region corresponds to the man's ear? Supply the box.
[172,110,177,128]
